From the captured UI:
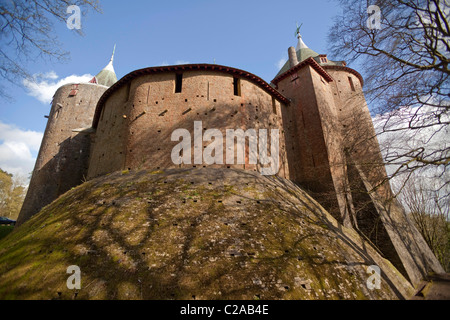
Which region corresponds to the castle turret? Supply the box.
[16,48,118,226]
[273,31,351,227]
[273,28,444,286]
[89,45,118,87]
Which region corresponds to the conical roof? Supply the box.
[295,35,319,61]
[275,35,319,78]
[90,45,118,87]
[274,34,345,79]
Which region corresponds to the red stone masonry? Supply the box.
[93,64,290,128]
[87,66,290,180]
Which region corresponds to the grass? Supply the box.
[0,225,14,240]
[0,169,409,300]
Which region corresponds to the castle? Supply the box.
[17,31,444,288]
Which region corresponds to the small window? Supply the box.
[272,97,277,115]
[233,77,241,96]
[125,82,131,101]
[54,108,60,120]
[175,73,183,93]
[320,57,328,63]
[348,76,355,91]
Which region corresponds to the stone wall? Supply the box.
[325,67,445,284]
[276,65,351,225]
[88,70,289,179]
[17,83,108,226]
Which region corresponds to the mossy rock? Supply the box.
[0,168,413,300]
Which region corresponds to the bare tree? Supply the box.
[393,175,450,271]
[0,0,101,99]
[328,0,450,197]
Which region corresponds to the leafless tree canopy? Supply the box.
[328,0,450,195]
[0,0,101,99]
[393,176,449,271]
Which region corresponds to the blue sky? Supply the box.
[0,0,342,179]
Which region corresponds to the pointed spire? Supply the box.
[274,24,320,78]
[90,45,118,87]
[295,23,309,51]
[296,36,310,51]
[110,44,116,63]
[103,44,116,73]
[294,24,318,61]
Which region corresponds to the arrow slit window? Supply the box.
[175,73,183,93]
[233,77,241,96]
[348,76,355,91]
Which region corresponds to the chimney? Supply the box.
[288,47,298,68]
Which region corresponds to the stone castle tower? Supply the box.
[16,48,118,226]
[17,32,444,288]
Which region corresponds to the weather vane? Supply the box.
[295,22,303,38]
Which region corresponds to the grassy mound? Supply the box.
[0,168,412,300]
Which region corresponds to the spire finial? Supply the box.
[110,44,116,63]
[295,22,303,39]
[295,23,309,51]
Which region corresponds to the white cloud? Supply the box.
[0,121,43,183]
[42,71,58,80]
[23,72,93,104]
[276,57,287,70]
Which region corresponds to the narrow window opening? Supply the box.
[54,108,60,120]
[272,97,277,115]
[319,55,328,63]
[125,82,131,101]
[348,76,355,91]
[233,77,241,96]
[175,73,183,93]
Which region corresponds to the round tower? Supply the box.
[16,50,118,226]
[87,64,290,180]
[324,64,445,285]
[271,28,444,286]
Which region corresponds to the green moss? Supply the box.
[0,168,407,300]
[0,226,14,240]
